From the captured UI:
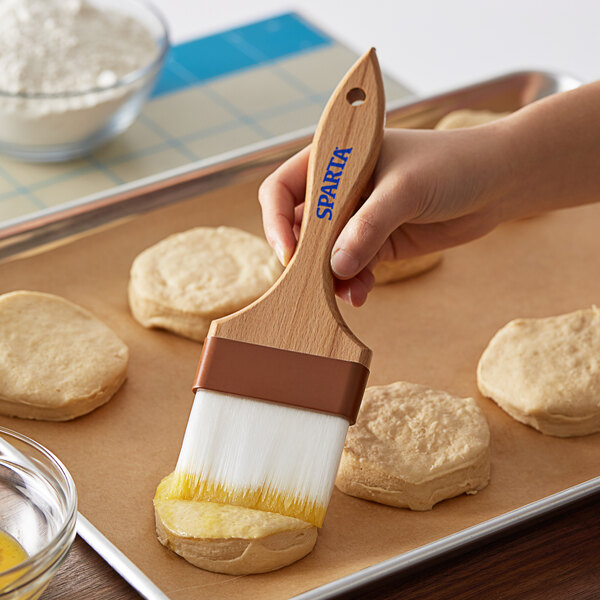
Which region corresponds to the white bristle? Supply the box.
[174,388,349,520]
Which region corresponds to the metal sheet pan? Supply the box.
[0,70,580,262]
[1,70,592,600]
[294,477,600,599]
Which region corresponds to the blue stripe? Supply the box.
[152,12,331,97]
[0,163,45,209]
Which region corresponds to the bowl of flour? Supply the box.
[0,0,169,162]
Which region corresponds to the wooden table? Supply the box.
[42,492,600,599]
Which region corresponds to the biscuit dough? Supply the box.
[154,473,317,575]
[373,252,442,285]
[336,381,490,510]
[477,306,600,437]
[0,290,128,421]
[128,226,283,341]
[435,109,511,130]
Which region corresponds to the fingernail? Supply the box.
[274,243,286,266]
[331,248,359,278]
[347,286,354,306]
[275,243,292,266]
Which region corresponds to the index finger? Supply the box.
[258,145,311,266]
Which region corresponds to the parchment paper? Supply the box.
[0,177,599,600]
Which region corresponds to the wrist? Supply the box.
[469,116,530,225]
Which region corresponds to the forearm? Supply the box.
[493,80,600,220]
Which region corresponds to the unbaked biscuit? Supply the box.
[154,473,317,575]
[0,290,128,421]
[373,252,442,285]
[336,381,490,510]
[128,226,283,341]
[435,109,511,130]
[477,306,600,437]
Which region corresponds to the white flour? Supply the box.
[0,0,161,150]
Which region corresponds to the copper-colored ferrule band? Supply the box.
[193,337,369,424]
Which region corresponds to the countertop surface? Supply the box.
[44,494,600,599]
[151,0,600,95]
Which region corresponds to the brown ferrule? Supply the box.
[193,337,369,424]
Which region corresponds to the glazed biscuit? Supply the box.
[154,473,317,575]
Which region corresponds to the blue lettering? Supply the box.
[328,159,345,169]
[333,147,353,162]
[318,194,334,209]
[321,184,337,199]
[315,146,353,220]
[323,168,342,184]
[316,206,333,220]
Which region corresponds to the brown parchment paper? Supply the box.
[0,177,599,600]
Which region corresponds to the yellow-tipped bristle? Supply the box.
[165,474,326,526]
[172,389,349,528]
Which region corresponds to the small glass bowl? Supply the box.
[0,0,170,162]
[0,427,77,599]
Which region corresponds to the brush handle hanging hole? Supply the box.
[346,87,366,106]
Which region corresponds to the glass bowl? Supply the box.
[0,427,77,599]
[0,0,170,162]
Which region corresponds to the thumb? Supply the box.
[330,179,417,279]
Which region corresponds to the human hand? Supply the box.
[259,124,512,307]
[260,82,600,307]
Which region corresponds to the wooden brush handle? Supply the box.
[288,48,385,291]
[210,49,385,366]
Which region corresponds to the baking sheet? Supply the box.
[0,70,577,262]
[0,12,413,224]
[0,171,599,599]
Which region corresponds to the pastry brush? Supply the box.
[169,48,385,527]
